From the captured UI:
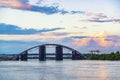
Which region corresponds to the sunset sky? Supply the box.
[0,0,120,54]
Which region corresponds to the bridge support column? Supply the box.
[56,46,63,60]
[72,51,84,60]
[39,45,46,61]
[20,51,28,61]
[72,51,79,60]
[16,55,20,60]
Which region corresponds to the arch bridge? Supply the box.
[19,44,85,61]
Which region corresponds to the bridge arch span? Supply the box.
[19,44,85,61]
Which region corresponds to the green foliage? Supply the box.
[86,51,120,60]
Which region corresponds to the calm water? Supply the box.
[0,60,120,80]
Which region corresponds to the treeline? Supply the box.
[0,55,19,61]
[86,51,120,60]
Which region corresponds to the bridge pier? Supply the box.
[20,51,28,61]
[16,55,20,60]
[39,45,46,61]
[72,51,80,60]
[56,46,63,60]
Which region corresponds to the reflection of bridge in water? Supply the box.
[19,44,85,61]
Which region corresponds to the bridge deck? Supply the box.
[28,53,72,55]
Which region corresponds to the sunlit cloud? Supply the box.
[72,31,120,48]
[0,0,31,9]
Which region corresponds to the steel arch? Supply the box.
[19,44,85,60]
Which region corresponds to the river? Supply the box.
[0,60,120,80]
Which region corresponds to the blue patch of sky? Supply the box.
[0,40,48,54]
[21,0,29,3]
[61,37,73,43]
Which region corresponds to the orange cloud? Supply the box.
[91,31,113,47]
[72,31,120,47]
[93,38,112,47]
[0,0,31,9]
[73,37,120,48]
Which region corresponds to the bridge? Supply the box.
[18,44,85,61]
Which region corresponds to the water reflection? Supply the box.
[97,61,108,80]
[0,60,120,80]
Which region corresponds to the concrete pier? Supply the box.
[56,46,63,60]
[39,45,46,61]
[20,51,28,61]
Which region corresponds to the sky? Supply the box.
[0,0,120,54]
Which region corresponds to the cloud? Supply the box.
[0,0,61,14]
[42,32,69,36]
[0,0,31,9]
[71,36,90,39]
[0,23,64,34]
[0,0,85,15]
[0,8,88,32]
[0,31,84,43]
[87,18,120,23]
[0,33,120,53]
[69,31,120,49]
[72,35,120,48]
[0,33,65,42]
[40,28,64,32]
[73,26,88,29]
[70,11,85,14]
[30,0,120,18]
[86,13,107,19]
[1,23,119,50]
[29,6,84,15]
[27,5,69,14]
[84,13,120,23]
[105,36,120,43]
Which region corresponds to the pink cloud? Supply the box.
[85,12,120,23]
[85,13,107,19]
[0,0,31,9]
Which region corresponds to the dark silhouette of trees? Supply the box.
[86,51,120,60]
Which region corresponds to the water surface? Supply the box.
[0,60,120,80]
